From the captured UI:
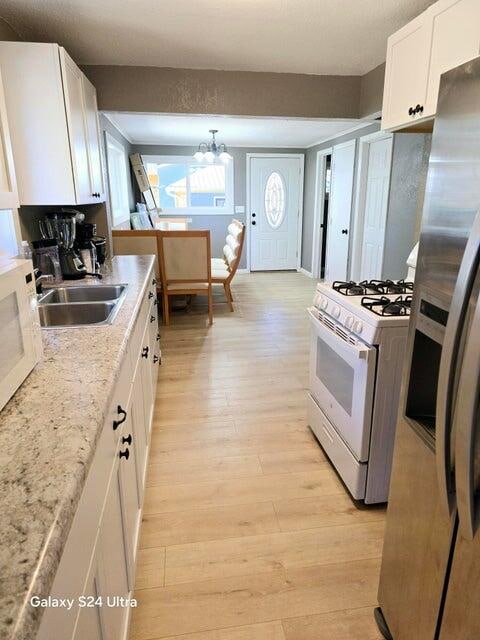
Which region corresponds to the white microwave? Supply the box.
[0,258,43,412]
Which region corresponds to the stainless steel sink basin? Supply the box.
[38,302,118,328]
[38,284,126,304]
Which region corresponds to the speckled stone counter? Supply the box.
[0,255,156,640]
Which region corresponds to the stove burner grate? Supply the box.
[333,279,413,296]
[361,295,413,317]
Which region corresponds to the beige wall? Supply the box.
[0,17,21,41]
[82,65,364,119]
[359,62,385,117]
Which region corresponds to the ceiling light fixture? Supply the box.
[193,129,233,163]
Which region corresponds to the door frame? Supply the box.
[246,153,305,272]
[350,131,393,281]
[311,147,333,279]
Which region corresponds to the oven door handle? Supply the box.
[307,307,372,361]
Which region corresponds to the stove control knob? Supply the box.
[345,315,354,330]
[354,320,363,334]
[314,293,322,308]
[321,297,329,310]
[332,305,341,319]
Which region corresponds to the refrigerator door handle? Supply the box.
[437,207,480,518]
[455,293,480,540]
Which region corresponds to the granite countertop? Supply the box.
[0,255,156,640]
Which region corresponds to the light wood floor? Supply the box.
[130,272,385,640]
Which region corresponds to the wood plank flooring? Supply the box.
[130,272,385,640]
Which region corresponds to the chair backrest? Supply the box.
[112,229,160,281]
[158,230,211,286]
[223,219,245,277]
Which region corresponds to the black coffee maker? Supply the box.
[39,212,87,279]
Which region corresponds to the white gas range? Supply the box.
[307,279,413,503]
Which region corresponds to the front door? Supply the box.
[249,155,303,271]
[324,140,356,282]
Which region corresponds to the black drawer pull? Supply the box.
[113,405,127,430]
[119,448,130,460]
[122,434,132,446]
[153,355,159,364]
[142,346,149,359]
[150,315,156,323]
[156,333,161,342]
[152,277,157,286]
[148,292,154,299]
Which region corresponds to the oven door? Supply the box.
[0,265,36,411]
[308,307,377,461]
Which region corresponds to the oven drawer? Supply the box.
[308,393,367,500]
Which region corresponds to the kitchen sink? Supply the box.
[38,284,127,304]
[38,302,119,328]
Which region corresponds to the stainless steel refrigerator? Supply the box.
[375,55,480,640]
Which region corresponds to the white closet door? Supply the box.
[360,136,393,281]
[325,140,356,282]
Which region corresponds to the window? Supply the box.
[142,155,234,215]
[105,133,130,227]
[264,171,286,229]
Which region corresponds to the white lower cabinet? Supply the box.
[37,273,159,640]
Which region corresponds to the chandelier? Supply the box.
[193,129,233,163]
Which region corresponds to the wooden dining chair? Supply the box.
[158,230,213,325]
[211,219,246,311]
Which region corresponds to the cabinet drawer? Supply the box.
[308,394,367,500]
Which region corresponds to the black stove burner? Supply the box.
[333,279,414,296]
[361,295,413,317]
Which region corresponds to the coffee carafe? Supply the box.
[39,213,87,279]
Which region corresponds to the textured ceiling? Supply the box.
[104,113,372,147]
[1,0,434,75]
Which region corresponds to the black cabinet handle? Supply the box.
[153,355,159,364]
[341,229,348,235]
[148,291,154,299]
[408,106,415,115]
[252,221,256,226]
[152,278,157,286]
[113,405,127,430]
[142,346,149,359]
[119,448,130,460]
[150,315,156,323]
[122,434,132,446]
[252,213,256,218]
[156,333,161,342]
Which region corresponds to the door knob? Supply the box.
[341,229,348,235]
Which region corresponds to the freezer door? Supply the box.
[377,417,455,640]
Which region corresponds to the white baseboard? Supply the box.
[298,267,313,278]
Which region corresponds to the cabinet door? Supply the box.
[60,48,92,204]
[82,74,105,201]
[148,301,160,392]
[72,554,105,640]
[0,69,18,210]
[98,457,130,640]
[118,395,141,590]
[140,320,155,436]
[382,13,432,130]
[425,0,480,114]
[132,367,148,503]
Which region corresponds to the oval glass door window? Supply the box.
[264,172,286,229]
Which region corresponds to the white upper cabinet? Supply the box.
[83,75,104,200]
[0,42,105,206]
[382,13,432,131]
[382,0,480,131]
[0,68,18,210]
